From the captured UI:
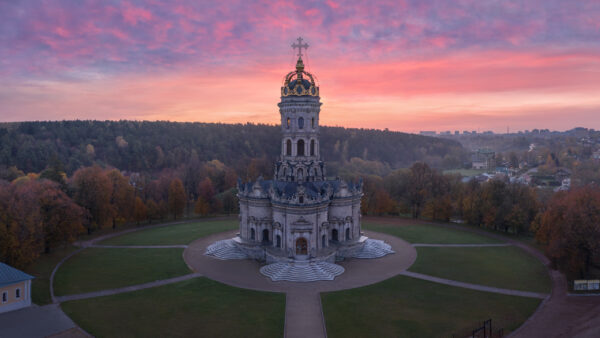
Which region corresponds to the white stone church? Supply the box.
[206,38,393,282]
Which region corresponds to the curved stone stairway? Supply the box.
[351,239,395,259]
[205,239,249,259]
[260,261,345,282]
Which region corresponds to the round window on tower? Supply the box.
[298,117,304,129]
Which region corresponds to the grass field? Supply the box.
[363,222,501,244]
[54,248,190,296]
[23,245,78,305]
[101,219,237,245]
[409,246,551,293]
[321,275,541,338]
[61,278,285,338]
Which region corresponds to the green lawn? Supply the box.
[54,248,190,296]
[364,222,500,244]
[101,220,237,245]
[409,246,551,293]
[61,278,285,338]
[322,275,541,338]
[23,245,78,305]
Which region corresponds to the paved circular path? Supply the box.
[183,230,417,293]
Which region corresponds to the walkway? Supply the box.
[56,273,203,302]
[400,271,547,299]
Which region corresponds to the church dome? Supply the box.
[281,57,320,97]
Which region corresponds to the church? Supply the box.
[206,38,393,281]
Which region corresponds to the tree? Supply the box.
[407,162,433,218]
[535,187,600,278]
[168,178,186,219]
[72,166,113,233]
[107,169,135,229]
[133,197,147,225]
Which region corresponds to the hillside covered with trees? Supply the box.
[0,120,466,176]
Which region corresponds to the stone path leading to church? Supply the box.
[412,243,511,247]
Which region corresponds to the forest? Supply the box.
[0,121,598,281]
[0,120,466,176]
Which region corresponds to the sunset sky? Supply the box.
[1,0,599,133]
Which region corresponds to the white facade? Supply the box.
[237,53,364,262]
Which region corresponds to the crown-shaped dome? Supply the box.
[281,57,320,97]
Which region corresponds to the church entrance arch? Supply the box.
[322,234,326,248]
[332,229,338,242]
[295,237,308,255]
[262,229,269,243]
[346,228,350,240]
[276,235,281,248]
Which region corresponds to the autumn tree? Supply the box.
[107,169,135,229]
[71,166,113,233]
[535,187,600,278]
[168,178,186,219]
[133,197,147,225]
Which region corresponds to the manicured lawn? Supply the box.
[409,246,551,293]
[24,245,78,305]
[54,248,190,296]
[61,278,285,338]
[321,275,541,338]
[101,219,237,245]
[363,222,500,244]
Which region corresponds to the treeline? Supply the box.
[360,163,600,279]
[0,120,466,175]
[0,159,239,269]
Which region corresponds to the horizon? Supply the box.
[1,1,600,133]
[0,118,593,135]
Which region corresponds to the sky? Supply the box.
[1,0,599,133]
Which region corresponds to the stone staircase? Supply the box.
[205,239,249,260]
[260,261,345,282]
[352,239,395,259]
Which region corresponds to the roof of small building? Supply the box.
[0,262,34,287]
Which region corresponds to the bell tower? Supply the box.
[275,37,325,182]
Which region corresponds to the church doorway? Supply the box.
[295,237,308,255]
[322,235,326,248]
[276,235,281,248]
[332,229,338,242]
[262,229,269,243]
[346,228,350,240]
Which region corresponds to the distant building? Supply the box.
[592,150,600,160]
[472,149,495,170]
[419,131,436,136]
[0,262,34,314]
[454,130,460,135]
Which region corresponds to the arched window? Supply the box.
[286,117,290,129]
[276,235,281,248]
[297,139,305,156]
[262,229,269,243]
[286,139,292,156]
[312,117,315,128]
[250,228,255,240]
[310,140,315,156]
[297,168,304,182]
[298,117,304,129]
[332,229,338,242]
[322,234,326,247]
[346,228,350,240]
